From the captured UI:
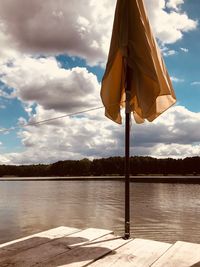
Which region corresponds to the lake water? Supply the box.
[0,180,200,244]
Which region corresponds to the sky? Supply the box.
[0,0,200,165]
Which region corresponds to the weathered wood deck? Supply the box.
[0,226,200,266]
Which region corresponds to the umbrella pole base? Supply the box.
[124,221,130,239]
[124,233,130,240]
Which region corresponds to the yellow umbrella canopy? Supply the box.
[101,0,176,124]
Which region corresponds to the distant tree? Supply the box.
[1,156,200,177]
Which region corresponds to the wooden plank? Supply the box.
[0,228,112,266]
[151,241,200,267]
[89,238,171,267]
[0,226,79,248]
[67,228,113,248]
[0,226,80,263]
[41,233,130,267]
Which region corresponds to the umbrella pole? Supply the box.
[124,65,131,239]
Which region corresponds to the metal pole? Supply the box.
[124,65,131,239]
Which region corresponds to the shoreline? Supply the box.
[1,175,200,184]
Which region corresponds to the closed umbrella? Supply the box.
[101,0,176,239]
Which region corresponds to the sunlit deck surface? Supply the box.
[1,226,200,266]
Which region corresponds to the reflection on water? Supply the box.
[0,180,200,244]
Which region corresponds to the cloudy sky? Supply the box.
[0,0,200,164]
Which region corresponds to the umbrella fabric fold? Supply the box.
[101,0,176,124]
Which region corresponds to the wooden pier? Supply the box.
[0,226,200,266]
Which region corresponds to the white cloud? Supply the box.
[0,23,20,64]
[170,76,184,82]
[166,0,184,11]
[0,0,197,66]
[191,81,200,86]
[162,48,177,57]
[0,104,6,109]
[0,106,122,164]
[1,56,100,113]
[1,105,200,164]
[0,0,115,66]
[165,50,177,56]
[144,0,197,44]
[152,143,200,158]
[0,155,10,164]
[180,47,189,53]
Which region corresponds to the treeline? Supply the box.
[0,156,200,177]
